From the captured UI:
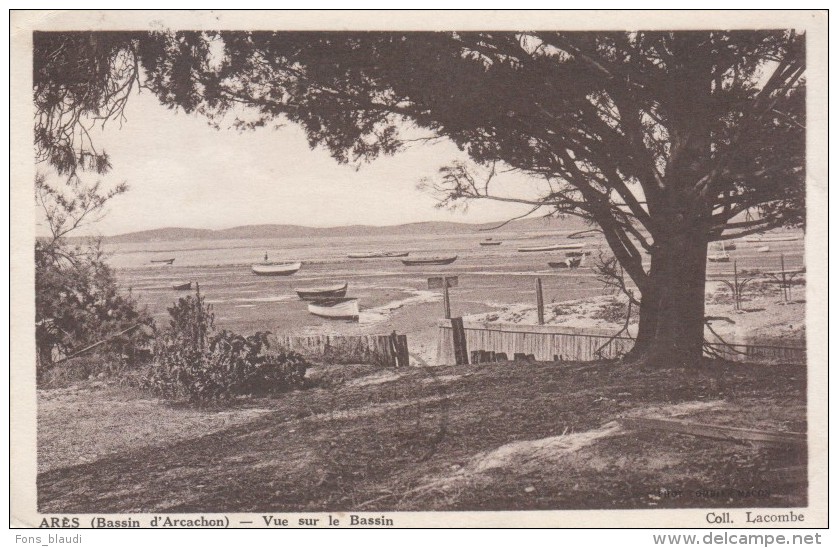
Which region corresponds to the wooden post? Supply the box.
[536,277,545,325]
[396,335,409,367]
[733,261,739,311]
[195,281,203,350]
[428,276,457,320]
[388,332,399,367]
[443,283,451,319]
[451,317,468,365]
[780,254,788,301]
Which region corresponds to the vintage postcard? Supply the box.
[10,10,828,530]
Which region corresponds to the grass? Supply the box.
[38,359,806,512]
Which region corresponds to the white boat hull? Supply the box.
[308,298,360,320]
[251,262,302,276]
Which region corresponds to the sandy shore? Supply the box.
[280,274,805,367]
[461,279,805,348]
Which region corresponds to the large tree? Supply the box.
[34,30,805,365]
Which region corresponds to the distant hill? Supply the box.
[105,227,217,243]
[104,217,591,243]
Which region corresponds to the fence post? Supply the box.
[536,277,545,325]
[780,254,788,301]
[387,332,398,367]
[443,283,451,319]
[195,281,203,350]
[397,335,409,367]
[451,317,469,365]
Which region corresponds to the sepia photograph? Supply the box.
[10,10,827,529]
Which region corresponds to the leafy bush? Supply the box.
[143,292,309,403]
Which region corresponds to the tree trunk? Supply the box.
[629,224,708,367]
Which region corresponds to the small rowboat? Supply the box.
[518,243,584,252]
[172,282,192,291]
[308,298,360,321]
[401,256,458,266]
[708,255,731,263]
[295,282,348,301]
[549,257,583,269]
[757,246,771,253]
[567,229,600,239]
[251,261,302,276]
[708,242,731,263]
[707,242,730,263]
[479,240,502,246]
[744,235,800,243]
[150,258,175,265]
[565,250,592,257]
[348,251,410,259]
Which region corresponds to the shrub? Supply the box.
[552,304,581,317]
[591,299,638,324]
[36,239,154,382]
[143,291,309,403]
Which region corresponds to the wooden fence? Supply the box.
[270,333,409,367]
[705,340,806,364]
[435,321,805,366]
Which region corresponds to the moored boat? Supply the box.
[251,261,302,276]
[757,246,771,253]
[743,235,800,243]
[172,282,192,291]
[518,243,584,252]
[308,298,360,321]
[401,255,458,266]
[348,251,410,258]
[151,258,175,265]
[549,257,583,269]
[567,229,600,239]
[708,242,731,263]
[565,250,592,257]
[479,239,502,246]
[295,282,348,300]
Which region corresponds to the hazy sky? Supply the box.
[45,91,549,237]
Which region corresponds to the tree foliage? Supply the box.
[36,30,804,272]
[33,30,806,364]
